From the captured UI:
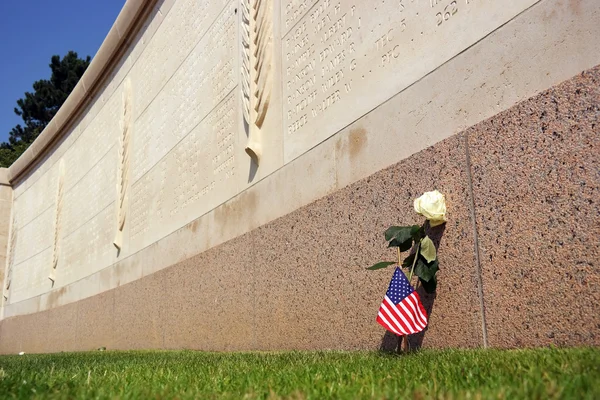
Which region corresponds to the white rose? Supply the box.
[414,190,447,227]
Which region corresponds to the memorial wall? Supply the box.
[0,0,599,352]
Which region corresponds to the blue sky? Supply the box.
[0,0,126,143]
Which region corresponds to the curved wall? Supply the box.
[0,0,599,352]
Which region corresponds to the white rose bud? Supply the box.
[414,190,447,227]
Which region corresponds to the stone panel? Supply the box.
[0,311,49,354]
[59,203,117,287]
[12,208,54,267]
[282,0,539,162]
[252,134,483,350]
[131,1,237,182]
[129,92,242,252]
[130,0,230,120]
[45,302,79,353]
[63,87,120,192]
[12,165,57,230]
[62,146,117,237]
[161,232,254,351]
[10,249,52,304]
[113,272,165,350]
[76,290,115,351]
[468,67,600,347]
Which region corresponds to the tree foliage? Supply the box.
[0,51,90,168]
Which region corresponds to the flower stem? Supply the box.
[409,241,420,281]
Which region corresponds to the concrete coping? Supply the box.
[6,0,155,186]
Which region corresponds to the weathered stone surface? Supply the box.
[0,0,599,353]
[468,67,600,348]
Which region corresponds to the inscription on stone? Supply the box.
[9,249,51,303]
[132,0,230,118]
[282,0,538,162]
[12,207,54,267]
[12,167,58,230]
[130,93,240,252]
[64,88,120,190]
[60,203,115,286]
[61,148,117,238]
[132,1,237,182]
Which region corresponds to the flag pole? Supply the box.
[398,247,410,353]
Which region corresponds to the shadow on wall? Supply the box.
[379,223,445,353]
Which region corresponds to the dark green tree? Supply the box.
[0,51,90,167]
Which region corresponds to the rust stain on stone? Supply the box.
[46,286,67,309]
[189,220,199,234]
[348,127,367,160]
[215,190,257,228]
[569,0,582,14]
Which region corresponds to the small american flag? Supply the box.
[377,267,428,335]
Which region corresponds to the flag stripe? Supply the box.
[377,267,428,336]
[402,293,424,328]
[397,297,425,331]
[377,312,402,335]
[415,293,428,319]
[381,302,410,335]
[377,312,403,336]
[409,293,428,325]
[385,296,415,334]
[395,303,419,334]
[403,294,426,329]
[385,296,419,333]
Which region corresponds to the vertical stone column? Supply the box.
[0,168,13,317]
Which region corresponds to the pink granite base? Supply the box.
[467,68,600,347]
[1,66,599,354]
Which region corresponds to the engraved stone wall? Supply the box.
[131,1,237,183]
[130,93,240,251]
[281,0,538,162]
[2,0,599,345]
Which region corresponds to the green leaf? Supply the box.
[367,261,396,270]
[402,253,415,269]
[419,236,437,263]
[388,238,413,252]
[420,275,437,293]
[413,258,431,282]
[413,258,439,282]
[428,259,439,279]
[411,225,425,242]
[385,225,422,253]
[384,226,414,242]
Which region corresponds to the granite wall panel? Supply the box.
[0,0,599,353]
[113,272,165,350]
[467,67,600,347]
[5,0,600,314]
[1,65,598,355]
[75,290,115,351]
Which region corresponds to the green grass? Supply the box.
[0,348,598,399]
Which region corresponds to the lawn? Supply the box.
[0,348,598,399]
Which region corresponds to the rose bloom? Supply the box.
[414,190,447,226]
